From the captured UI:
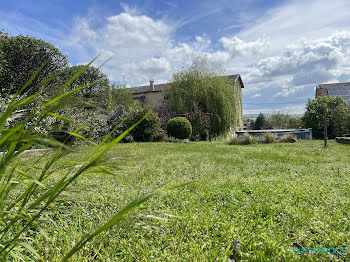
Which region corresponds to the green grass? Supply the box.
[15,140,350,261]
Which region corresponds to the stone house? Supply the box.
[128,74,244,128]
[316,82,350,105]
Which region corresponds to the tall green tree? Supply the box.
[60,65,110,111]
[60,68,136,114]
[265,112,303,129]
[108,83,135,112]
[302,96,349,139]
[63,65,109,94]
[167,56,238,137]
[254,113,266,130]
[0,32,68,95]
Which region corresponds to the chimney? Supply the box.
[150,80,154,91]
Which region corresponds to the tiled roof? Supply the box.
[129,74,244,94]
[316,82,350,105]
[317,82,350,89]
[129,83,169,94]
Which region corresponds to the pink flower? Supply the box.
[19,234,23,239]
[44,247,49,251]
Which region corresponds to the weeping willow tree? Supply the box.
[167,56,238,137]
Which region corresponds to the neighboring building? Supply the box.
[128,74,245,127]
[128,80,168,108]
[316,82,350,105]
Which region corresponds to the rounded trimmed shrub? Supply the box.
[167,117,192,139]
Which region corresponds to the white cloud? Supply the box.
[238,0,350,50]
[127,57,171,78]
[250,94,261,99]
[250,31,350,99]
[63,12,221,85]
[220,36,269,57]
[57,0,350,114]
[120,2,140,16]
[64,12,175,84]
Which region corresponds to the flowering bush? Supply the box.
[154,104,176,129]
[43,107,111,144]
[108,105,129,140]
[185,110,210,141]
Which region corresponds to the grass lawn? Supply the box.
[18,140,350,261]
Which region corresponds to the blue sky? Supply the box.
[2,0,350,114]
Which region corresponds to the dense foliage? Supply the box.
[44,86,135,144]
[280,134,297,143]
[108,83,135,112]
[109,105,163,142]
[37,74,134,143]
[167,117,192,139]
[246,113,303,131]
[167,57,238,137]
[154,103,177,129]
[302,96,349,139]
[185,110,210,141]
[0,31,140,143]
[44,107,110,143]
[59,65,110,111]
[265,112,303,129]
[108,104,129,138]
[0,31,68,95]
[261,132,275,143]
[253,113,266,130]
[0,61,157,261]
[125,106,163,142]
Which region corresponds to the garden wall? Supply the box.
[336,137,350,145]
[236,128,312,140]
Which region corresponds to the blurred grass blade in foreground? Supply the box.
[0,58,188,261]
